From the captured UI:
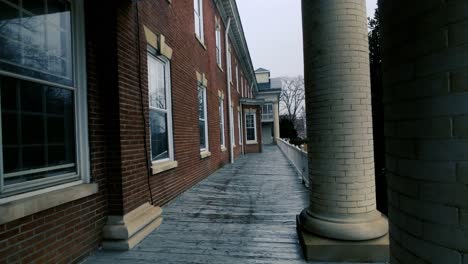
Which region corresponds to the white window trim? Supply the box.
[199,85,209,152]
[194,0,204,43]
[0,0,90,198]
[238,112,243,145]
[227,48,232,84]
[245,112,257,144]
[219,98,225,148]
[215,19,222,67]
[148,53,175,165]
[241,76,244,97]
[262,103,274,121]
[236,66,239,93]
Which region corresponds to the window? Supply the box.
[236,66,239,93]
[245,112,257,143]
[262,104,274,121]
[215,19,222,66]
[0,0,87,197]
[198,84,208,151]
[238,112,242,145]
[241,76,244,97]
[148,53,173,163]
[227,47,232,83]
[219,98,225,147]
[194,0,204,41]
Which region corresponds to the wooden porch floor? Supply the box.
[84,146,372,263]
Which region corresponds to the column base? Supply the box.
[299,208,389,241]
[102,203,163,250]
[297,215,389,262]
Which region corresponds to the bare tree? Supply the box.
[279,76,305,125]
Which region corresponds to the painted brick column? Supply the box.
[299,0,388,242]
[273,102,280,143]
[381,0,468,263]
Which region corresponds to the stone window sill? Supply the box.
[195,34,207,50]
[0,183,98,225]
[221,146,228,152]
[200,151,212,159]
[152,160,178,175]
[247,141,258,145]
[217,64,224,72]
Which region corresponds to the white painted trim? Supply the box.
[0,180,84,205]
[238,111,243,145]
[245,111,257,143]
[152,160,178,175]
[0,0,90,196]
[200,150,212,159]
[194,0,204,43]
[0,78,3,193]
[219,98,226,148]
[0,183,98,224]
[148,54,174,163]
[199,84,209,152]
[73,0,90,184]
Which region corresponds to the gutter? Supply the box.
[225,17,235,164]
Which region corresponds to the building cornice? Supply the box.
[215,0,258,93]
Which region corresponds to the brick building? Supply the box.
[0,0,262,262]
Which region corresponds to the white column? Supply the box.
[299,0,387,243]
[273,102,280,143]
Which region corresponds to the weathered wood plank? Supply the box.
[84,146,382,264]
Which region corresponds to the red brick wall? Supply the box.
[0,0,256,262]
[118,0,250,208]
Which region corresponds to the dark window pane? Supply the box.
[1,76,76,181]
[150,110,169,161]
[247,128,255,141]
[199,120,206,150]
[0,71,18,111]
[22,146,45,169]
[21,81,43,112]
[48,145,73,165]
[21,113,44,144]
[47,116,65,143]
[2,113,18,145]
[3,147,19,172]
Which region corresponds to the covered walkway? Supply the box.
[86,146,310,263]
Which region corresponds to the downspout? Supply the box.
[225,17,234,164]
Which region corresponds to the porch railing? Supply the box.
[277,138,309,187]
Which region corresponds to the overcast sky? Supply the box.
[237,0,379,77]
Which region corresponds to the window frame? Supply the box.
[262,103,274,121]
[236,66,239,93]
[147,52,174,164]
[227,47,232,83]
[0,0,90,197]
[198,84,209,152]
[245,112,257,144]
[215,18,222,66]
[238,111,243,145]
[194,0,204,42]
[219,97,225,148]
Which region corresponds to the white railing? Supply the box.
[277,138,309,187]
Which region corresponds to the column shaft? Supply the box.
[273,102,280,143]
[300,0,387,241]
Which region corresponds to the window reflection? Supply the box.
[0,0,73,86]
